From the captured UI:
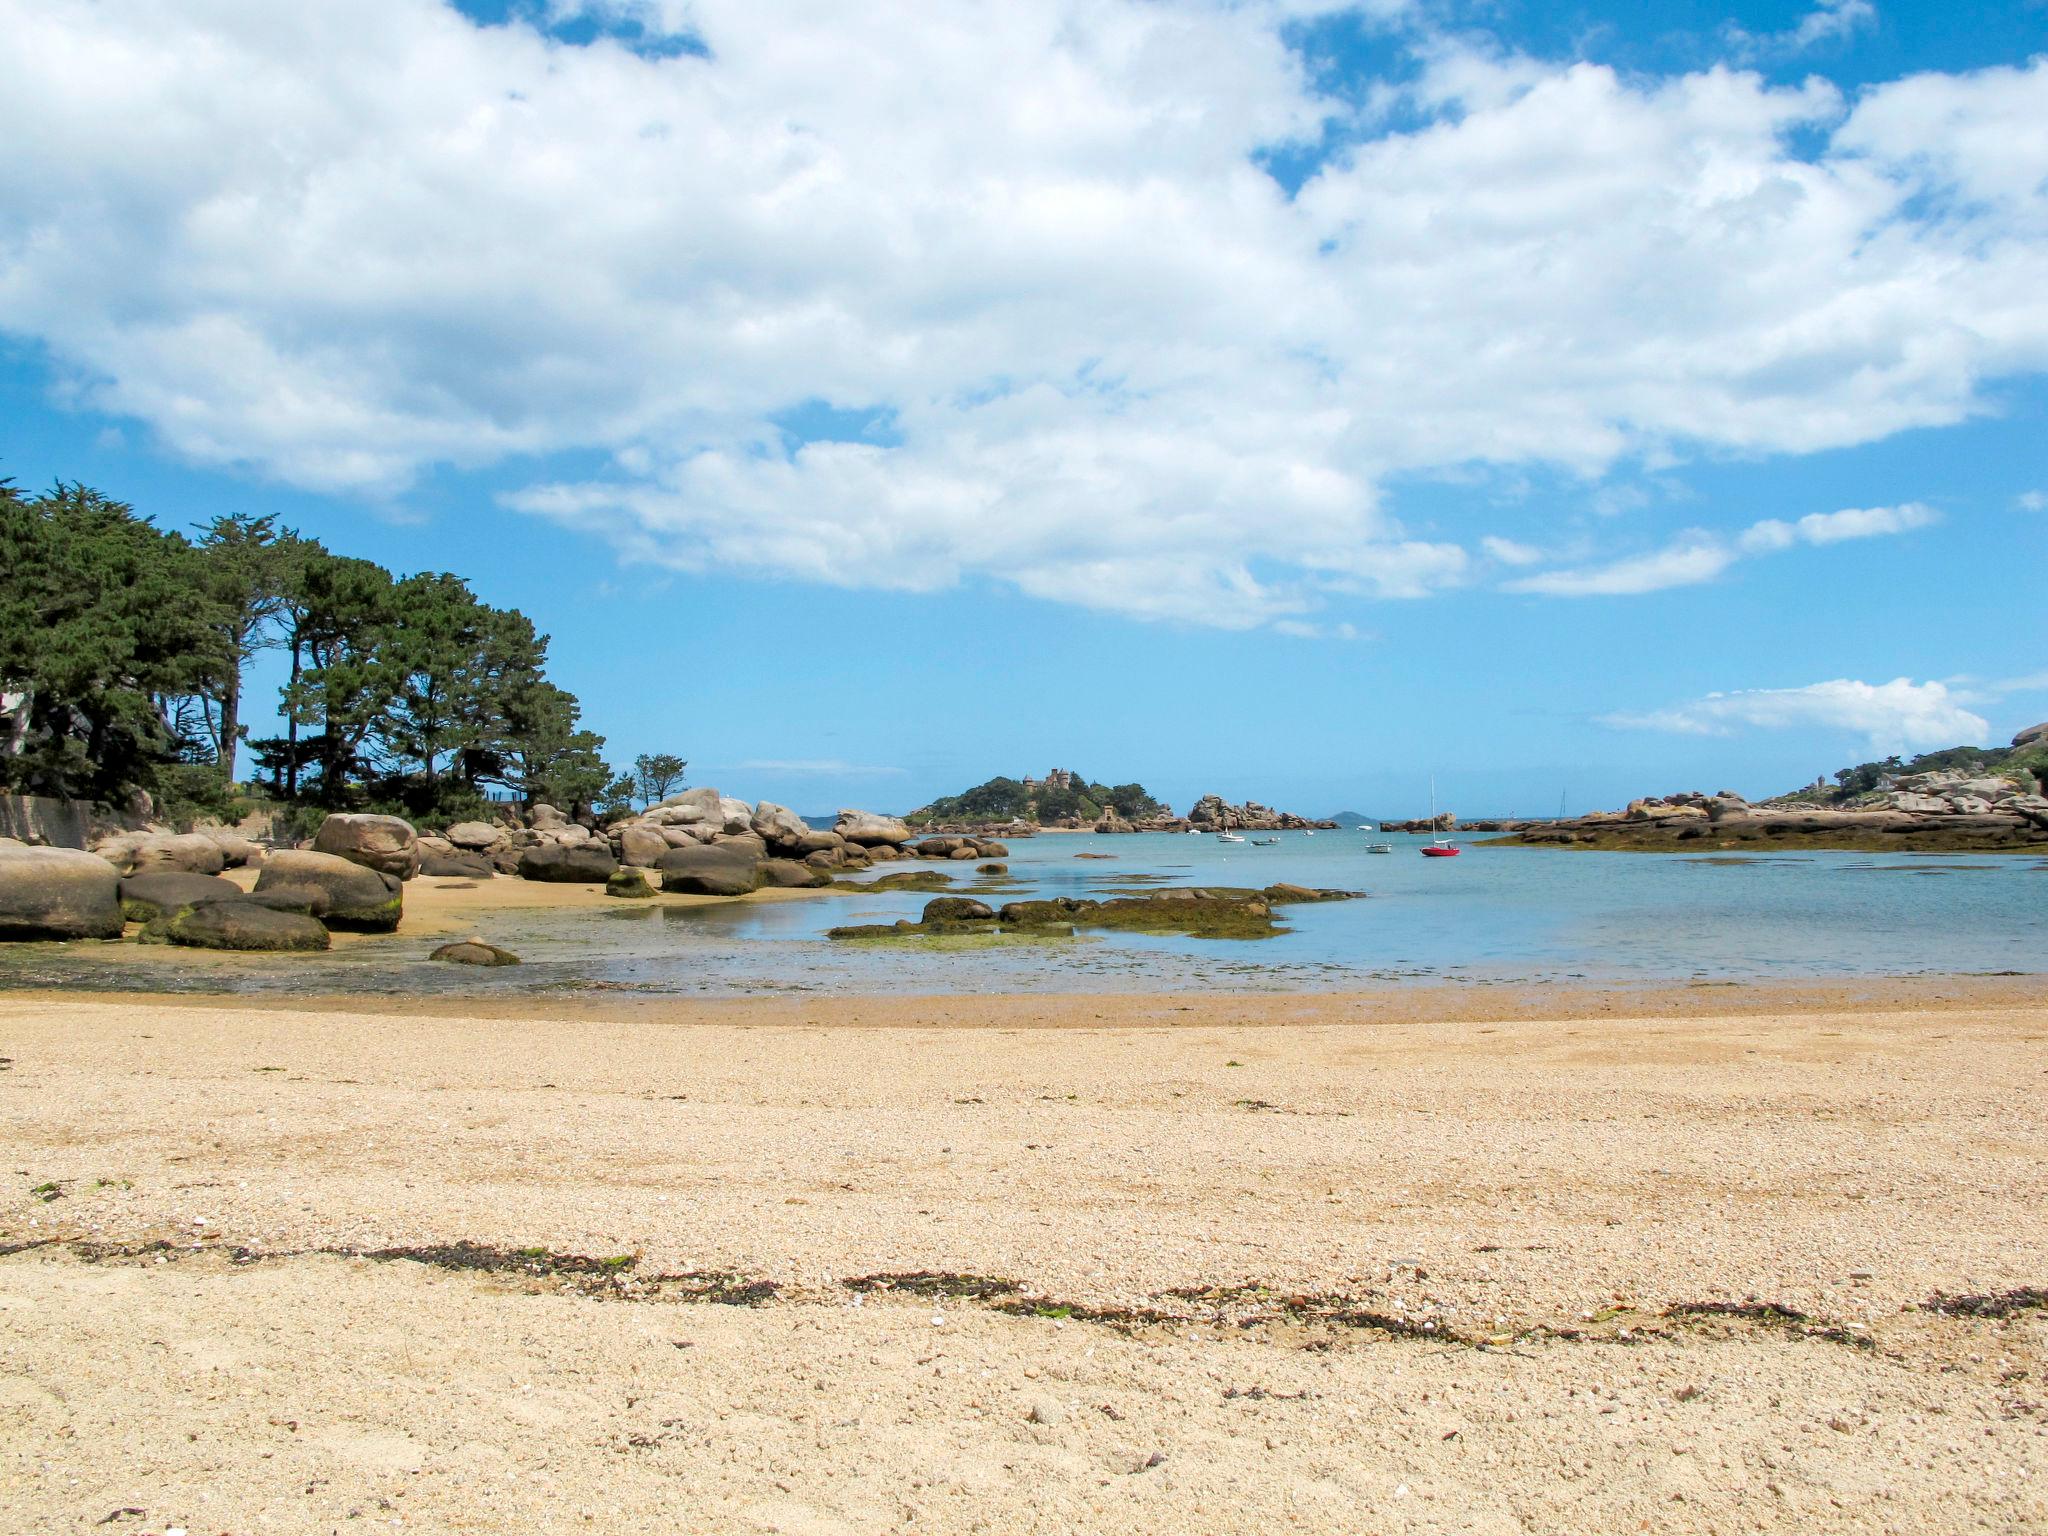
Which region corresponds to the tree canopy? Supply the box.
[0,476,625,820]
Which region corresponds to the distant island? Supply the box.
[1490,724,2048,853]
[907,770,1337,833]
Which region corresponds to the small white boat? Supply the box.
[1216,832,1246,843]
[1304,830,1314,836]
[1250,836,1279,846]
[1366,842,1394,853]
[1356,824,1377,833]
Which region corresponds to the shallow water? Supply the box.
[4,831,2044,998]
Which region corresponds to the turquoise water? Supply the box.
[5,831,2042,997]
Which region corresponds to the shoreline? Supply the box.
[2,966,2043,1025]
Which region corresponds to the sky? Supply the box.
[2,0,2045,818]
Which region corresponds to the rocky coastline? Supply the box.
[1488,725,2048,853]
[0,787,1002,952]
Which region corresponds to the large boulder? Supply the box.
[760,858,831,888]
[656,842,763,897]
[650,786,722,823]
[420,851,495,878]
[444,821,507,851]
[617,825,670,868]
[2014,723,2048,750]
[119,872,244,924]
[529,803,570,830]
[123,833,229,878]
[255,850,403,932]
[835,809,913,847]
[0,846,124,940]
[517,844,618,883]
[751,801,811,850]
[312,813,421,881]
[158,901,330,953]
[710,830,768,860]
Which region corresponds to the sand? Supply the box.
[3,981,2045,1533]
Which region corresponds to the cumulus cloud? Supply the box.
[2019,491,2046,512]
[0,2,2043,627]
[1507,503,1936,596]
[1601,678,1991,754]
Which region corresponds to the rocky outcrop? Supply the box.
[1502,782,2048,852]
[255,850,403,931]
[0,845,124,940]
[835,809,914,847]
[313,813,421,880]
[1185,795,1337,832]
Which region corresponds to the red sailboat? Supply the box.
[1420,777,1460,857]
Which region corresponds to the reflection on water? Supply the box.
[3,833,2044,998]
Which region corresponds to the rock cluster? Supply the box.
[1184,795,1337,832]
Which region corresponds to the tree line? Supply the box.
[0,478,629,822]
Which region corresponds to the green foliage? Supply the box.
[633,751,688,805]
[153,763,245,826]
[2,473,620,819]
[0,480,227,801]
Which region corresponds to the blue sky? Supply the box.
[2,0,2044,818]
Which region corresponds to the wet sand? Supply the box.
[3,980,2045,1533]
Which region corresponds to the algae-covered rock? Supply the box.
[161,900,331,952]
[922,896,996,923]
[119,871,244,924]
[605,867,657,899]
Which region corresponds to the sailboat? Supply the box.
[1421,776,1460,858]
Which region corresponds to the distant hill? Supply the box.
[908,770,1168,826]
[1323,810,1380,827]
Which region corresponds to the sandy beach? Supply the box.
[3,979,2045,1534]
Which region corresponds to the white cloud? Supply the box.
[0,3,2042,627]
[1602,677,1990,753]
[1507,537,1735,597]
[1726,1,1876,59]
[2019,491,2046,512]
[1508,503,1936,596]
[1480,535,1544,566]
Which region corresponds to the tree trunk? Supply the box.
[219,667,240,783]
[284,637,302,798]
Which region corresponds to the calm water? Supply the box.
[5,831,2044,998]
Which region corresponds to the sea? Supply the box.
[5,829,2043,999]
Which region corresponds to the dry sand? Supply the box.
[3,981,2045,1533]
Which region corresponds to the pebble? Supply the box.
[1027,1397,1066,1426]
